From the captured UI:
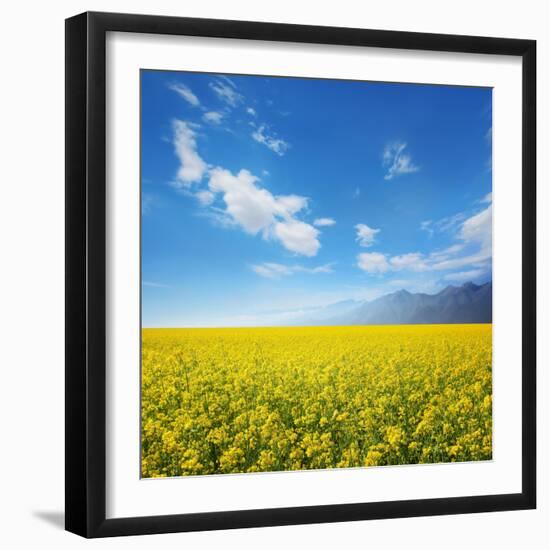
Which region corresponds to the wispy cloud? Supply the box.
[251,262,334,279]
[430,203,492,272]
[210,79,243,107]
[420,220,433,237]
[383,142,419,180]
[251,263,293,278]
[355,223,380,247]
[359,195,492,278]
[428,244,465,263]
[437,213,467,233]
[218,75,237,88]
[171,120,208,186]
[252,125,290,156]
[313,218,336,227]
[169,83,200,107]
[420,212,466,237]
[246,107,257,116]
[202,111,224,125]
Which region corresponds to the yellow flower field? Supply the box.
[141,324,492,477]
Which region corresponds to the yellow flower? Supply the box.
[364,450,383,466]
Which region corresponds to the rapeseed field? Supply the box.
[141,324,492,477]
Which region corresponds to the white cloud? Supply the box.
[172,120,208,185]
[246,107,257,116]
[275,194,309,216]
[202,111,224,125]
[273,220,320,257]
[459,204,492,250]
[383,142,419,180]
[390,252,429,272]
[251,262,334,279]
[209,79,243,107]
[169,83,200,107]
[207,167,320,256]
[209,168,277,234]
[313,218,336,227]
[252,125,290,156]
[195,190,215,206]
[355,223,380,247]
[357,252,390,273]
[443,269,487,282]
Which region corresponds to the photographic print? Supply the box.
[140,70,493,478]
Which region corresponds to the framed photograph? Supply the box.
[65,11,536,538]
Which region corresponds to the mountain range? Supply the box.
[298,281,492,326]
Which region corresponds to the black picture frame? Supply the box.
[65,11,536,538]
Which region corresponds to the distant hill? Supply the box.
[308,281,492,326]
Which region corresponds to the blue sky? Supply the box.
[141,70,492,327]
